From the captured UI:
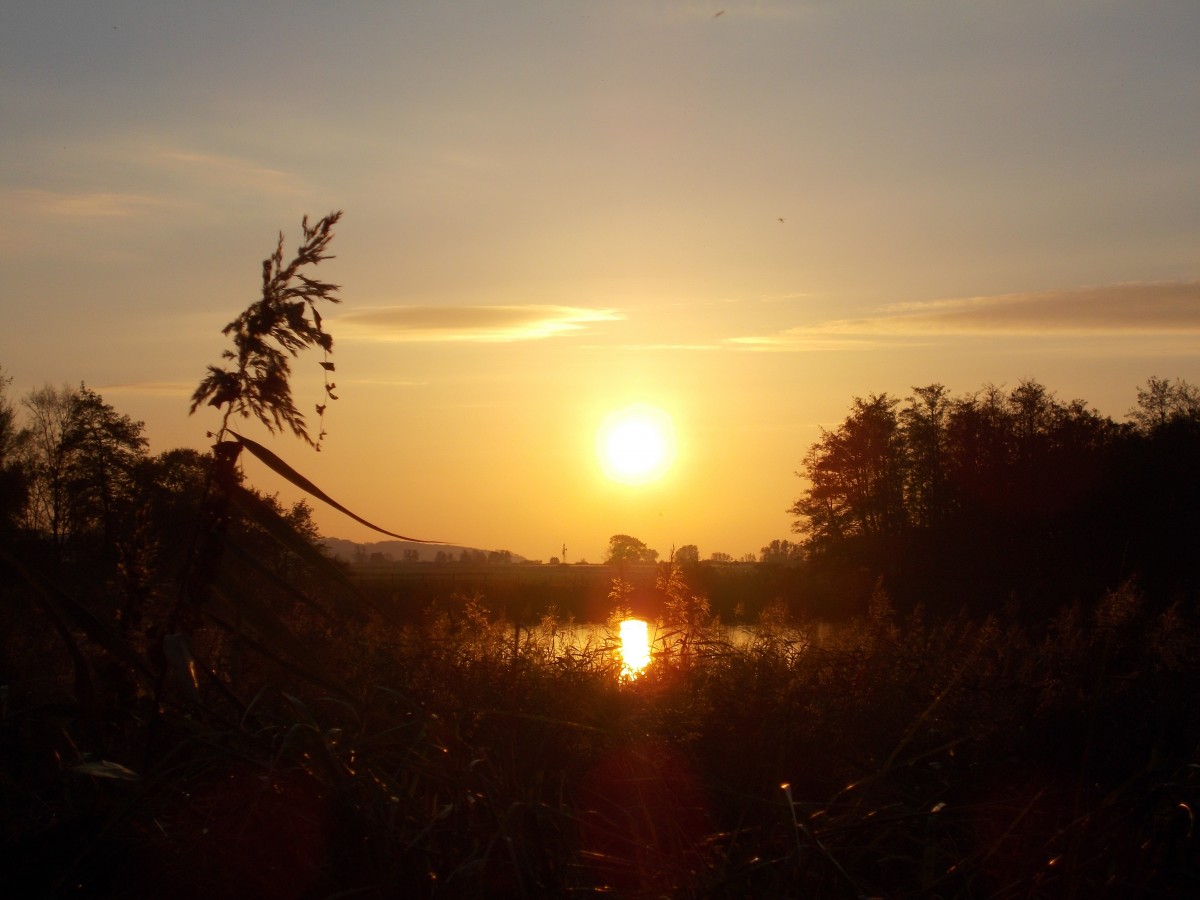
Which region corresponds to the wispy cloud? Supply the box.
[97,381,194,397]
[343,377,429,388]
[10,188,163,218]
[155,148,305,196]
[335,305,623,343]
[839,282,1200,335]
[732,281,1200,349]
[4,144,303,222]
[602,343,724,352]
[728,334,889,351]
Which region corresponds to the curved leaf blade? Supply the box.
[229,430,436,542]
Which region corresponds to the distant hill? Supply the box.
[322,537,528,564]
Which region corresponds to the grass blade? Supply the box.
[230,430,435,541]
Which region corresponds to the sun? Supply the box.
[597,404,676,485]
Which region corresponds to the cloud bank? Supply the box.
[733,281,1200,349]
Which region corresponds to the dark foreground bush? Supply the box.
[3,585,1199,898]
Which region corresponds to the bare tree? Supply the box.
[20,384,75,543]
[0,367,29,531]
[1129,376,1200,431]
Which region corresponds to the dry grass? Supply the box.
[4,576,1198,898]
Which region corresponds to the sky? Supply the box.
[2,1,1198,563]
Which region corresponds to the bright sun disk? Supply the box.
[597,404,676,485]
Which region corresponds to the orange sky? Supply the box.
[2,2,1198,561]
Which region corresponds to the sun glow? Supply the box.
[597,404,676,485]
[618,619,652,679]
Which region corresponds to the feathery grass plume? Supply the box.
[191,211,343,450]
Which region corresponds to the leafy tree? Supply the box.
[1118,377,1200,598]
[940,381,1115,521]
[140,447,223,574]
[673,544,700,566]
[899,383,952,530]
[61,384,149,548]
[935,383,1017,526]
[13,381,148,553]
[708,551,733,563]
[760,539,804,565]
[788,379,1200,614]
[790,394,905,553]
[605,533,658,565]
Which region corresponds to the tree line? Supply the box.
[789,378,1200,616]
[0,372,331,635]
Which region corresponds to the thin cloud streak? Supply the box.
[728,335,897,352]
[849,282,1200,335]
[335,305,623,343]
[602,343,725,352]
[734,282,1200,349]
[3,143,303,225]
[155,148,305,196]
[10,188,163,218]
[343,378,429,388]
[97,381,193,396]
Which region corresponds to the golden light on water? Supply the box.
[618,618,652,679]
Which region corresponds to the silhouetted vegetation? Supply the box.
[605,533,661,565]
[2,218,1197,896]
[791,378,1200,618]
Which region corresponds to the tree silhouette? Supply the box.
[1129,376,1200,431]
[899,383,952,530]
[605,534,658,565]
[0,368,28,534]
[759,539,804,565]
[61,385,149,550]
[790,394,905,556]
[19,384,75,544]
[791,379,1200,615]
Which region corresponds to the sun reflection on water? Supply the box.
[618,618,651,679]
